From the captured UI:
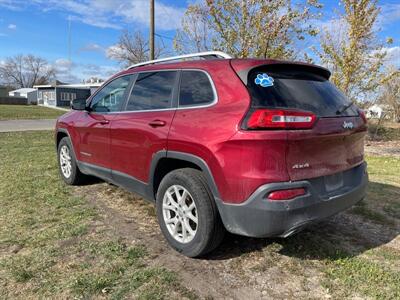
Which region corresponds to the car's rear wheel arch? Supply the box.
[152,157,200,198]
[150,151,221,202]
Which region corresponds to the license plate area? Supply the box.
[324,172,344,192]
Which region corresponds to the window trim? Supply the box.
[113,68,218,114]
[87,69,218,115]
[87,74,134,114]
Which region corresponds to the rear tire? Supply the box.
[156,168,225,257]
[57,137,87,185]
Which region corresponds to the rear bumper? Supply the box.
[215,163,368,238]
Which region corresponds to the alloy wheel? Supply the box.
[162,185,198,244]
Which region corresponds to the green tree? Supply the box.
[174,0,321,59]
[316,0,389,102]
[174,5,211,53]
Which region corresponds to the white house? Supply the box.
[366,104,383,119]
[366,104,391,119]
[8,88,38,104]
[8,88,36,98]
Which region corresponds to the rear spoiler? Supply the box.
[230,59,331,85]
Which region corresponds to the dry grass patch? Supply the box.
[0,131,197,299]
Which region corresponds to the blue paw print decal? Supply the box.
[255,73,274,87]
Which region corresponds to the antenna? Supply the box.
[68,16,72,82]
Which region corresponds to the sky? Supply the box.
[0,0,399,83]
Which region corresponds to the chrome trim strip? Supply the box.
[90,69,218,114]
[126,51,232,69]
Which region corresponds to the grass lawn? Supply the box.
[0,131,196,299]
[0,105,67,120]
[0,131,399,299]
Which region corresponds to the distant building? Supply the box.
[8,87,36,98]
[366,104,392,119]
[0,86,7,97]
[8,88,37,104]
[34,80,102,107]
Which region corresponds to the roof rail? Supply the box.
[126,51,232,70]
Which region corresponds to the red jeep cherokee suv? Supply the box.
[55,52,368,257]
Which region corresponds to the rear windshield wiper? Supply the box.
[336,102,354,115]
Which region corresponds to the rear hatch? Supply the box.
[242,63,367,181]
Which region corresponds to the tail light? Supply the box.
[246,109,317,129]
[267,188,306,201]
[358,109,367,124]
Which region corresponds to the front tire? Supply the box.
[57,137,87,185]
[156,168,225,257]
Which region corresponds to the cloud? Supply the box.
[0,0,24,10]
[379,3,400,27]
[54,58,74,71]
[1,0,186,31]
[382,46,400,67]
[105,44,125,59]
[52,57,119,83]
[371,46,400,68]
[79,43,105,53]
[80,64,119,77]
[7,23,16,30]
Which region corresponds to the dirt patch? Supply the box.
[73,181,399,299]
[365,140,400,157]
[74,183,334,299]
[75,184,238,299]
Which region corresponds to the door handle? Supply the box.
[148,120,166,127]
[99,119,109,125]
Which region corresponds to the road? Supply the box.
[0,119,56,132]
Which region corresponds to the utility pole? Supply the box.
[149,0,155,60]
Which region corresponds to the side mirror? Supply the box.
[71,98,88,111]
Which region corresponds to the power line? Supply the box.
[154,32,175,41]
[155,32,191,46]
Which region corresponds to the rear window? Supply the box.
[247,65,358,117]
[179,71,215,107]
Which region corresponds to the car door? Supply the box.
[74,75,133,175]
[110,70,179,183]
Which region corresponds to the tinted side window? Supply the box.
[179,71,215,106]
[126,71,177,111]
[90,76,132,112]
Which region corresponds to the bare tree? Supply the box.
[107,30,164,67]
[380,68,400,122]
[174,0,321,59]
[0,54,55,88]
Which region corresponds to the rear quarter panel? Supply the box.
[168,61,289,203]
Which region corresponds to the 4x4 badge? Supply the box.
[342,121,354,129]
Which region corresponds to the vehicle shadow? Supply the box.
[207,181,400,262]
[79,175,103,185]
